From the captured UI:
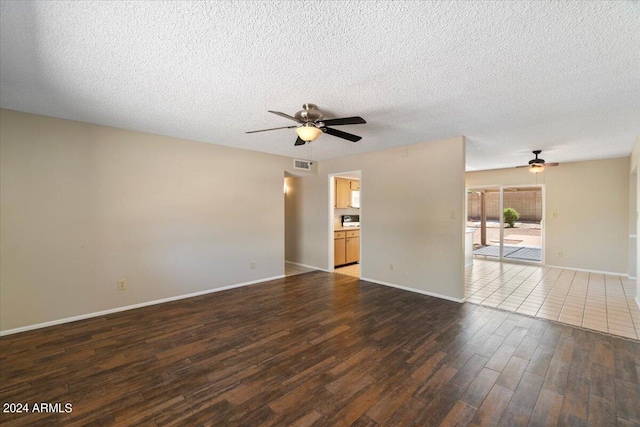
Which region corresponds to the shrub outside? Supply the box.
[504,207,520,227]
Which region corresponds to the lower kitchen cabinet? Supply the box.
[335,229,359,267]
[334,231,346,266]
[346,234,360,264]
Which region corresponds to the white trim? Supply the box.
[636,296,640,312]
[630,234,637,238]
[0,275,284,336]
[361,277,464,303]
[285,260,329,272]
[629,276,636,280]
[544,264,626,277]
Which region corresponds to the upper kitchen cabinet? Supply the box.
[335,178,351,208]
[335,178,360,209]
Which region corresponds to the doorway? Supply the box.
[467,185,544,263]
[329,171,361,278]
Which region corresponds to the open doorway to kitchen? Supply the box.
[467,185,544,263]
[329,171,361,278]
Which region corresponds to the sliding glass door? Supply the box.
[467,185,543,263]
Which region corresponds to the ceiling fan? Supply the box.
[246,103,366,146]
[516,150,559,173]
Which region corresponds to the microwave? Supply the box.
[350,190,360,209]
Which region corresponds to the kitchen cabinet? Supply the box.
[345,230,360,264]
[334,229,359,266]
[335,178,351,208]
[334,231,346,266]
[335,178,360,209]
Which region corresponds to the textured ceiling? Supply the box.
[1,1,639,170]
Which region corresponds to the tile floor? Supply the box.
[334,263,360,278]
[465,259,640,340]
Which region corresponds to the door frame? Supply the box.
[466,183,546,264]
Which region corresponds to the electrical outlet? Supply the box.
[557,250,563,257]
[451,211,457,219]
[117,279,126,290]
[250,261,256,269]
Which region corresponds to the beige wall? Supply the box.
[0,109,296,332]
[285,137,466,301]
[466,157,630,274]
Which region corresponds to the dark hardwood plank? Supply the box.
[513,335,541,361]
[527,345,555,377]
[439,400,477,426]
[486,344,517,372]
[508,371,545,416]
[496,356,529,391]
[460,367,500,408]
[542,358,570,395]
[614,378,640,423]
[529,388,564,427]
[559,374,590,427]
[469,384,513,426]
[0,271,638,426]
[588,395,616,426]
[499,407,530,427]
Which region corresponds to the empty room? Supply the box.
[1,1,639,426]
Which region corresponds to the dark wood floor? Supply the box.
[1,272,639,426]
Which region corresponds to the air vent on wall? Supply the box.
[294,159,312,171]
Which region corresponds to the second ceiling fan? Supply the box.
[246,103,366,146]
[516,150,559,173]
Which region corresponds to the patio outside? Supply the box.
[467,220,542,261]
[467,188,542,262]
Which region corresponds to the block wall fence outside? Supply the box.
[467,190,542,222]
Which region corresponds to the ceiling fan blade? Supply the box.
[294,137,306,146]
[268,110,301,123]
[246,125,298,134]
[324,127,362,142]
[515,165,530,168]
[545,163,560,166]
[322,116,366,126]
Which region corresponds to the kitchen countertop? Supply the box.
[334,226,360,231]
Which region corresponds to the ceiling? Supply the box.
[1,1,639,171]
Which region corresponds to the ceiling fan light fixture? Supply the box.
[529,164,545,173]
[296,124,322,142]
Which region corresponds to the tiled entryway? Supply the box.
[334,263,360,278]
[465,259,640,340]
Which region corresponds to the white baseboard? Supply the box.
[544,264,626,277]
[360,277,464,303]
[0,275,285,337]
[629,276,636,280]
[285,260,330,273]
